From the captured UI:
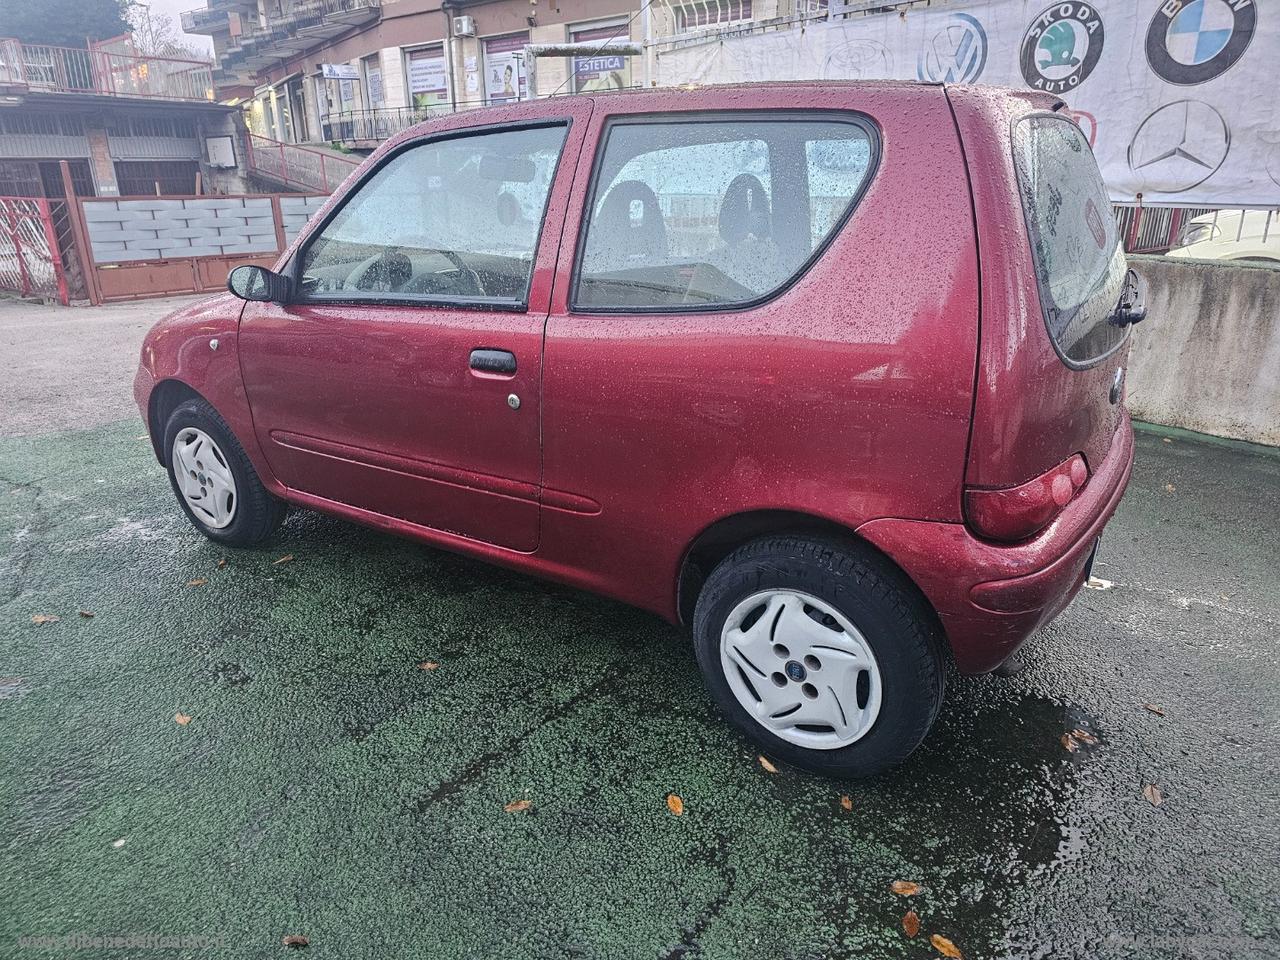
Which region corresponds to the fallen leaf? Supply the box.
[758,755,778,774]
[174,712,192,726]
[1142,703,1166,717]
[666,793,684,816]
[1142,784,1164,807]
[1162,437,1173,443]
[273,554,294,565]
[840,795,853,812]
[281,935,309,949]
[78,610,95,618]
[890,880,921,896]
[902,910,920,938]
[111,837,127,849]
[1164,483,1176,493]
[503,798,531,813]
[1070,728,1099,746]
[217,558,227,569]
[31,614,60,625]
[931,934,963,959]
[418,661,440,671]
[187,578,207,588]
[1061,733,1080,753]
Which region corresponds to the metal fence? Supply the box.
[0,197,70,303]
[246,134,360,193]
[0,39,213,101]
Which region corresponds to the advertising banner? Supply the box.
[484,34,529,104]
[572,23,632,92]
[656,0,1275,205]
[407,48,449,108]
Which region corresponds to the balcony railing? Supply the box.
[0,38,214,101]
[246,134,360,193]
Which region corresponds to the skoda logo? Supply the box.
[1021,2,1105,93]
[1128,99,1230,194]
[1145,0,1256,86]
[917,13,988,84]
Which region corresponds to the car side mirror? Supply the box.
[227,264,291,303]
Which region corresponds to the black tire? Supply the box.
[692,535,946,778]
[162,397,285,546]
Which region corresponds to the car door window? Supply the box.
[300,123,568,306]
[573,116,876,311]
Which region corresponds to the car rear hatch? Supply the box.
[947,87,1134,542]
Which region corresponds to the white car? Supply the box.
[1166,209,1280,264]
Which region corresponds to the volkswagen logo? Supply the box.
[1127,99,1230,194]
[1021,2,1106,94]
[1145,0,1256,86]
[917,13,988,84]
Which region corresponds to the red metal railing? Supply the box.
[246,134,361,193]
[0,38,213,101]
[0,197,70,304]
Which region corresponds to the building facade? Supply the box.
[0,37,245,198]
[182,0,809,147]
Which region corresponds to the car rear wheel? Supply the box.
[692,535,945,778]
[163,398,284,546]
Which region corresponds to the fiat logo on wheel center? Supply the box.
[1020,2,1105,94]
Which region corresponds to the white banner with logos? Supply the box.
[656,0,1275,205]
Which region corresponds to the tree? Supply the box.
[127,6,206,60]
[0,0,131,47]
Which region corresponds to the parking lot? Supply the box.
[2,295,1278,959]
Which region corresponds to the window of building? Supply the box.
[570,21,632,93]
[406,47,449,110]
[574,115,876,311]
[674,0,752,32]
[299,123,567,305]
[483,34,528,104]
[114,160,201,196]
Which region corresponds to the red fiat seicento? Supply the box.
[135,82,1142,777]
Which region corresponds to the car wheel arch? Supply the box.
[147,379,204,465]
[674,509,943,640]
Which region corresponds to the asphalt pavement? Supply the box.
[1,295,1277,959]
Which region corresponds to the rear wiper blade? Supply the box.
[1111,268,1148,326]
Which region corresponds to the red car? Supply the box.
[135,82,1142,776]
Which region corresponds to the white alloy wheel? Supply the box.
[171,427,238,529]
[719,589,883,750]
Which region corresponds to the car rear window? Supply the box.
[573,115,876,311]
[1012,115,1128,366]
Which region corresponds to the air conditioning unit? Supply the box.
[453,15,476,36]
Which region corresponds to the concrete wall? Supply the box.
[1128,257,1279,446]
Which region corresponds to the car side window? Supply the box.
[299,123,567,306]
[573,116,875,311]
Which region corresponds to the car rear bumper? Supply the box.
[857,412,1135,673]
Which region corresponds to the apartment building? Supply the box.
[0,37,243,198]
[182,0,798,147]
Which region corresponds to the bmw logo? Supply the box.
[1021,2,1106,94]
[1145,0,1256,86]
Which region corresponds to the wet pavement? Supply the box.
[1,306,1278,958]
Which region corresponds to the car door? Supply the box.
[238,103,592,552]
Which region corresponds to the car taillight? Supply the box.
[964,454,1089,543]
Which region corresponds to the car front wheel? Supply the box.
[162,398,284,546]
[692,535,946,778]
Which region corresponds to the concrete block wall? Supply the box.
[280,195,329,244]
[84,197,277,263]
[1128,257,1279,447]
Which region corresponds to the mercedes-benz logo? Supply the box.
[1127,99,1230,194]
[917,13,988,84]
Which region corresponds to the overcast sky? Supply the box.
[136,0,216,55]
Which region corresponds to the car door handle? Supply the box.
[469,348,516,375]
